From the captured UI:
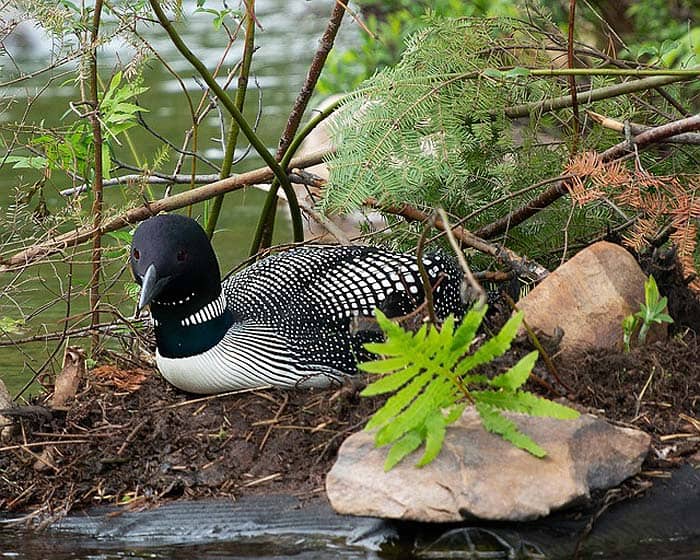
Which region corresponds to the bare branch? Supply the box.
[0,149,331,272]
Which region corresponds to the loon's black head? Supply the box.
[130,214,221,312]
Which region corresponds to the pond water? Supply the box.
[0,0,345,394]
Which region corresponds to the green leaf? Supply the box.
[652,313,674,324]
[375,376,451,446]
[483,68,504,79]
[417,411,447,467]
[365,370,433,431]
[384,431,423,471]
[449,303,487,354]
[361,362,422,395]
[474,389,579,419]
[360,355,413,374]
[491,350,538,390]
[3,155,48,170]
[454,311,523,376]
[504,67,531,79]
[476,402,546,458]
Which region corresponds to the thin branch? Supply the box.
[415,217,438,325]
[504,74,698,119]
[60,173,222,196]
[566,0,580,151]
[587,110,700,145]
[148,0,304,242]
[437,208,486,309]
[364,197,549,281]
[0,149,331,272]
[475,114,700,240]
[88,0,105,350]
[251,0,346,254]
[205,0,257,238]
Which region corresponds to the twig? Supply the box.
[156,386,272,411]
[205,0,257,238]
[0,440,90,452]
[87,0,105,350]
[504,73,697,118]
[365,197,550,282]
[566,0,580,151]
[60,173,222,196]
[0,149,330,272]
[437,208,486,308]
[148,0,304,242]
[259,393,288,452]
[415,216,438,325]
[251,0,346,253]
[503,293,573,395]
[587,109,700,145]
[634,366,656,418]
[240,472,282,487]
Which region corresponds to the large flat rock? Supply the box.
[326,407,650,522]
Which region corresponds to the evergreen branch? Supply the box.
[504,73,698,118]
[148,0,304,242]
[476,114,700,240]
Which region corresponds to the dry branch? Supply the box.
[366,197,549,281]
[0,149,329,272]
[587,111,700,145]
[476,114,700,240]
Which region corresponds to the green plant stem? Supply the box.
[250,0,346,255]
[149,0,303,242]
[88,0,105,352]
[415,216,438,325]
[205,0,256,239]
[248,97,343,254]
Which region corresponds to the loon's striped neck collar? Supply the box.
[151,289,234,359]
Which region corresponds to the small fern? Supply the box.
[360,306,579,470]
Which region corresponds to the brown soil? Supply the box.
[1,262,699,521]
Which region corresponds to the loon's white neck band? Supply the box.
[179,291,227,327]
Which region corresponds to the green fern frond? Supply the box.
[361,305,579,470]
[475,402,547,458]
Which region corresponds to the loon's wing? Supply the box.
[223,245,464,374]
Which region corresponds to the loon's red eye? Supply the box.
[177,249,187,262]
[133,249,140,260]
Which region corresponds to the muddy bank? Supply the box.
[1,325,698,520]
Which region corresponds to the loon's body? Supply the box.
[131,214,465,394]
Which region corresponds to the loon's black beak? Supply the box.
[137,264,171,313]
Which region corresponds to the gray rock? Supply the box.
[516,241,667,353]
[326,407,650,522]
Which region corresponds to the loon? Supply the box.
[130,214,466,394]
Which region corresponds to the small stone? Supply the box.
[0,377,14,441]
[326,407,650,522]
[516,241,667,353]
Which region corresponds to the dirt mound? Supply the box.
[1,333,698,521]
[0,372,381,518]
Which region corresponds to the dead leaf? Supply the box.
[50,346,86,410]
